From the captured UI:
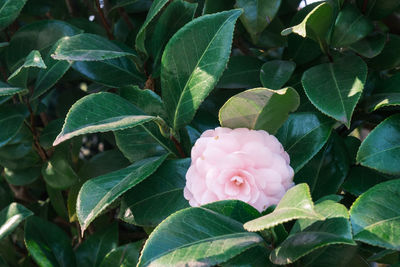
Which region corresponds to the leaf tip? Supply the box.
[52,134,67,146]
[281,28,293,36]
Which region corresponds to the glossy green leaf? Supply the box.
[0,203,32,240]
[276,112,334,172]
[367,248,399,264]
[331,4,373,47]
[285,35,321,65]
[301,55,367,127]
[138,206,265,267]
[244,184,324,232]
[119,159,190,226]
[219,87,299,134]
[118,85,167,118]
[0,125,33,156]
[221,245,273,267]
[115,86,178,160]
[42,152,78,189]
[350,179,400,250]
[0,149,40,170]
[370,34,400,70]
[68,150,130,222]
[161,9,242,130]
[25,216,76,267]
[0,237,19,266]
[217,55,263,89]
[366,73,400,112]
[368,94,400,112]
[342,166,390,196]
[39,119,64,149]
[299,245,365,267]
[100,241,142,267]
[0,126,39,171]
[115,123,175,162]
[260,60,296,90]
[295,133,350,200]
[72,56,145,88]
[0,96,11,105]
[8,50,46,88]
[51,33,138,61]
[78,150,131,181]
[147,0,197,71]
[32,40,72,100]
[207,201,271,267]
[76,224,118,267]
[53,92,156,146]
[344,135,361,164]
[357,114,400,175]
[291,199,350,234]
[0,81,27,96]
[358,0,400,19]
[0,104,27,148]
[271,200,356,264]
[235,0,282,43]
[6,20,81,72]
[350,33,386,58]
[0,42,8,49]
[257,17,287,49]
[77,154,167,231]
[46,184,68,220]
[0,0,27,30]
[135,0,169,56]
[3,166,41,186]
[281,2,333,43]
[204,200,261,223]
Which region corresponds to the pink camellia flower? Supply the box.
[183,127,294,212]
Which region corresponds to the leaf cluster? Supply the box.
[0,0,400,266]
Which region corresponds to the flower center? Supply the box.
[231,176,244,186]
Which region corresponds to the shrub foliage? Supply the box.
[0,0,400,266]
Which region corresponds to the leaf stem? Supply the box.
[362,0,368,14]
[95,0,114,40]
[118,7,134,30]
[318,39,333,62]
[170,135,186,158]
[25,100,48,161]
[65,0,76,16]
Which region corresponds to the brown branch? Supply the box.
[233,35,251,56]
[8,184,35,203]
[362,0,368,14]
[95,0,114,40]
[0,65,8,81]
[171,135,186,158]
[383,13,400,35]
[65,0,76,16]
[3,29,10,42]
[26,100,48,161]
[118,7,134,30]
[9,21,20,37]
[40,112,49,127]
[144,75,155,91]
[75,222,83,245]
